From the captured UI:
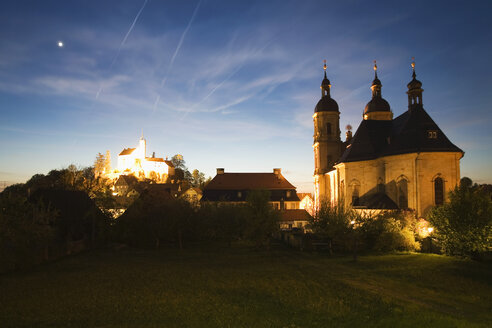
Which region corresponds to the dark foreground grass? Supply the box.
[0,246,491,328]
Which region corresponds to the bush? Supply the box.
[308,200,351,254]
[428,181,492,258]
[358,212,420,252]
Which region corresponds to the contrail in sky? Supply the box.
[96,0,149,99]
[153,0,202,111]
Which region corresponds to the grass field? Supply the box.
[0,245,491,327]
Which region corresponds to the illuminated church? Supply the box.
[313,60,463,217]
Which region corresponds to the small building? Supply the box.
[180,187,202,204]
[279,209,312,230]
[297,193,314,216]
[202,168,300,210]
[114,174,139,196]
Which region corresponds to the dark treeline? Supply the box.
[1,171,490,272]
[0,168,278,272]
[113,189,278,250]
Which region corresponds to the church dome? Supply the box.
[364,96,390,114]
[315,96,339,112]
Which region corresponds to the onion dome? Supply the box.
[364,97,391,114]
[315,96,339,112]
[364,61,391,114]
[315,60,339,113]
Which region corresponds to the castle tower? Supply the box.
[137,133,146,159]
[363,61,393,121]
[313,60,341,206]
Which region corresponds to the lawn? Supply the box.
[0,246,491,327]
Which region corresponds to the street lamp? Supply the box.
[427,227,434,253]
[351,220,357,261]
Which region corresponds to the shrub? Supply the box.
[428,181,492,258]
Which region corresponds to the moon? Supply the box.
[58,41,64,48]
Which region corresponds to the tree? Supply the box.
[170,154,192,183]
[191,169,206,188]
[309,200,351,255]
[428,179,492,258]
[94,153,105,178]
[104,150,111,174]
[0,193,56,271]
[244,190,279,248]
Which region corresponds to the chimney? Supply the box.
[273,168,281,175]
[217,168,225,175]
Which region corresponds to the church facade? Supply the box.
[313,61,464,217]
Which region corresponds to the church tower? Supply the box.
[363,61,393,121]
[313,61,341,206]
[407,58,424,111]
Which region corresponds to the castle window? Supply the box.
[428,131,437,139]
[434,177,444,205]
[326,123,332,135]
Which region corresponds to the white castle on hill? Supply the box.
[114,135,175,182]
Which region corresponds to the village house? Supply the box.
[202,168,300,210]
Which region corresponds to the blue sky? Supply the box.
[0,0,491,192]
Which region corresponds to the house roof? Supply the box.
[205,172,296,190]
[297,193,313,201]
[183,187,202,195]
[339,107,463,163]
[119,148,136,156]
[279,209,312,222]
[145,157,165,162]
[115,174,139,187]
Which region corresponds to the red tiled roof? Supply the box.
[146,157,165,162]
[205,172,296,190]
[279,209,312,222]
[119,148,136,156]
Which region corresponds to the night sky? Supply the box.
[1,0,491,192]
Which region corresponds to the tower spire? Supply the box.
[411,57,416,79]
[371,60,382,98]
[407,57,424,110]
[320,59,331,98]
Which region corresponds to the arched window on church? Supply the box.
[350,181,360,206]
[397,179,408,209]
[434,177,444,205]
[326,123,332,135]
